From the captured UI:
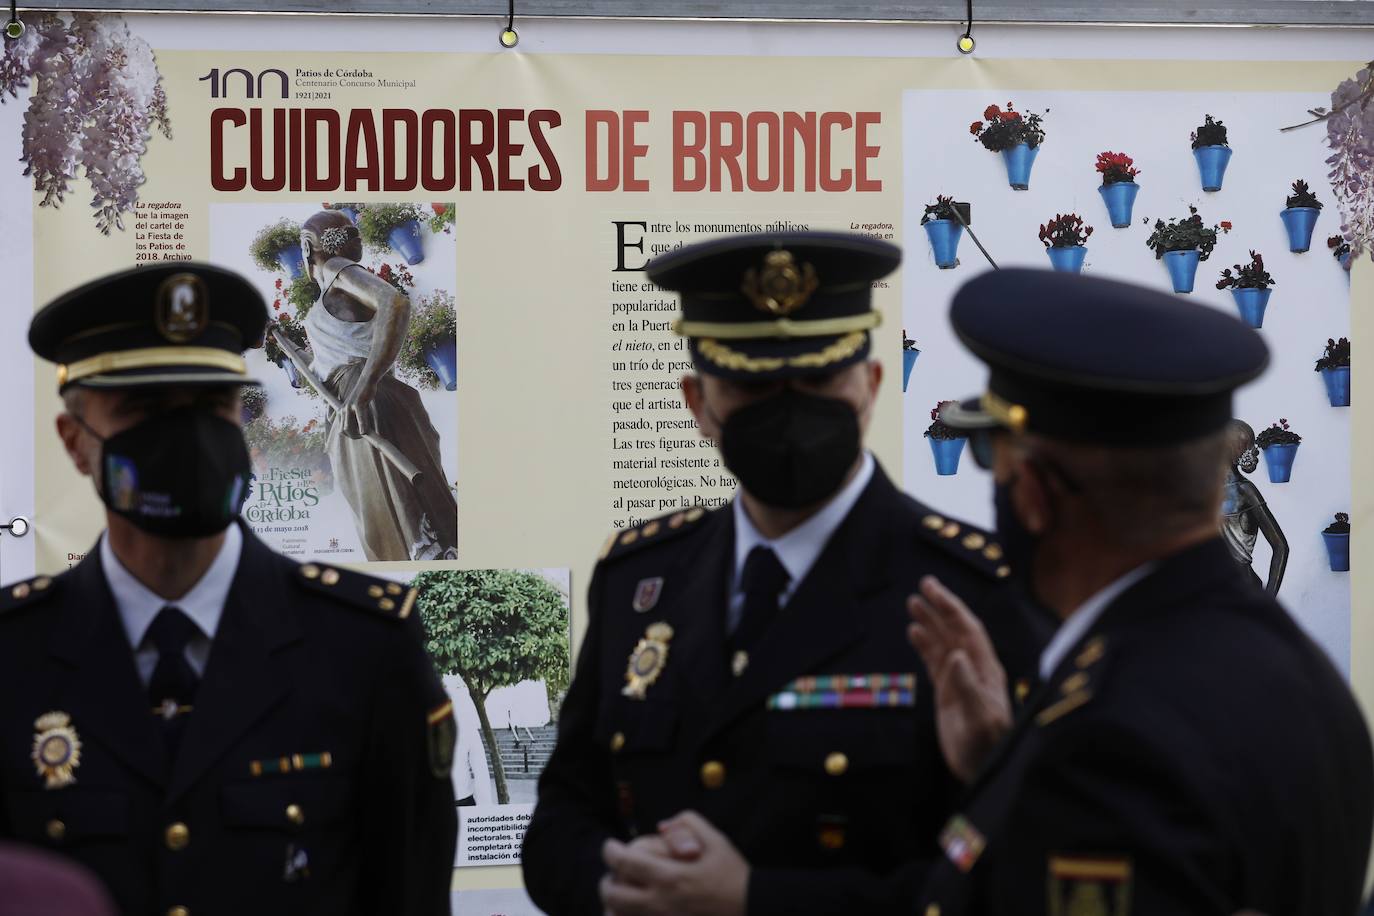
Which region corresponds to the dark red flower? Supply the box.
[984,105,1000,120]
[970,121,983,135]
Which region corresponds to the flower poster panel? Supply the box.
[209,201,459,564]
[378,566,572,869]
[900,89,1351,672]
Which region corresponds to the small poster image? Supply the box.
[387,566,572,868]
[210,201,459,563]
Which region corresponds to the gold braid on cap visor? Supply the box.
[59,347,248,386]
[696,331,869,373]
[674,311,881,340]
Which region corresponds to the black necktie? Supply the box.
[147,606,200,755]
[730,546,790,658]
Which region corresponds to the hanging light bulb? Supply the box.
[5,1,23,40]
[499,0,518,48]
[956,0,976,54]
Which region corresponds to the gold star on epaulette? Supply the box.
[598,506,712,565]
[1,574,57,614]
[917,513,1009,580]
[295,564,415,620]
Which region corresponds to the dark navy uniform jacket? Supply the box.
[0,523,457,916]
[917,538,1374,916]
[523,465,1047,916]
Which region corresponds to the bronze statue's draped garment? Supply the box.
[305,279,457,561]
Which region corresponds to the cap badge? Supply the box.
[155,272,209,343]
[622,622,674,700]
[742,250,819,317]
[31,711,81,790]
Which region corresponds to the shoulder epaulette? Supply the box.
[0,573,59,615]
[294,562,414,620]
[915,511,1012,581]
[597,506,712,564]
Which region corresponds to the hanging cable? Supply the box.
[957,0,975,54]
[499,0,519,48]
[5,0,23,41]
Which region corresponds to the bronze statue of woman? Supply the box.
[299,209,457,561]
[1221,419,1287,596]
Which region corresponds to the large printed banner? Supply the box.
[1,11,1362,896]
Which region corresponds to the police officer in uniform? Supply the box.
[0,264,457,916]
[907,269,1374,915]
[521,233,1046,915]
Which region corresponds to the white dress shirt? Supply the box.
[728,451,875,632]
[1037,563,1154,680]
[101,523,243,686]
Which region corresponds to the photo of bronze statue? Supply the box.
[289,209,458,561]
[1221,419,1287,595]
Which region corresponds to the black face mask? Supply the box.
[85,408,252,539]
[714,388,862,510]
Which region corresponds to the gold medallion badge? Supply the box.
[742,250,819,316]
[31,712,81,790]
[622,622,674,700]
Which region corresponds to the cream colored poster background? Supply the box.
[4,13,1367,896]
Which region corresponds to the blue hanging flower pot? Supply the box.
[1098,181,1139,228]
[1001,143,1039,190]
[1162,249,1201,293]
[1046,246,1087,274]
[929,437,966,476]
[1322,531,1350,572]
[1261,442,1298,483]
[388,219,425,265]
[924,220,963,269]
[1193,145,1232,192]
[276,245,305,279]
[902,349,920,392]
[1279,207,1320,253]
[1320,366,1351,407]
[1230,288,1272,329]
[423,339,458,392]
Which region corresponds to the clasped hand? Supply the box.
[600,811,748,916]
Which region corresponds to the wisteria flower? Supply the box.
[2,13,170,233]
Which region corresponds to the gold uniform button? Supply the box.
[700,760,726,790]
[46,819,65,841]
[367,584,384,598]
[996,566,1011,579]
[11,583,30,600]
[286,804,305,826]
[164,822,190,851]
[32,576,52,591]
[320,568,340,586]
[824,752,849,777]
[168,907,190,916]
[609,732,626,753]
[301,564,321,580]
[685,507,705,523]
[922,514,944,530]
[642,521,661,538]
[386,582,403,596]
